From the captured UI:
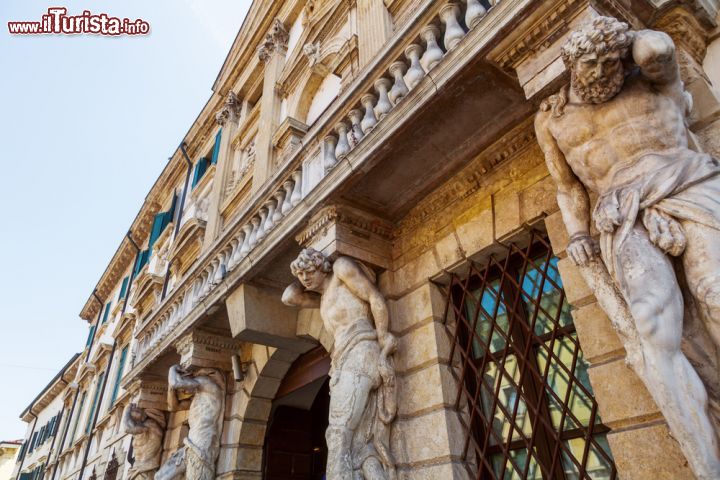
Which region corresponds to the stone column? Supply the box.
[202,92,243,251]
[253,19,289,193]
[356,0,393,68]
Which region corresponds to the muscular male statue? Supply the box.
[535,16,720,479]
[123,404,165,480]
[154,365,225,480]
[282,249,397,480]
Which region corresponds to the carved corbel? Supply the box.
[174,329,241,370]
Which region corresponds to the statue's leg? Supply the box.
[153,448,186,480]
[361,457,387,480]
[681,221,720,348]
[326,369,375,480]
[617,223,720,479]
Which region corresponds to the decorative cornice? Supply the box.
[490,0,587,72]
[216,91,242,127]
[257,18,289,63]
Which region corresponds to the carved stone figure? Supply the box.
[535,16,720,479]
[154,365,225,480]
[123,404,165,480]
[282,249,397,480]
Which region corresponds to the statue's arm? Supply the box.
[281,281,321,308]
[632,29,679,85]
[535,113,598,265]
[334,257,394,350]
[168,364,200,392]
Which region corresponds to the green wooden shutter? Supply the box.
[101,302,112,324]
[118,276,129,300]
[86,325,95,348]
[211,129,222,165]
[110,346,129,405]
[192,158,209,188]
[134,250,149,276]
[85,373,104,435]
[70,392,86,443]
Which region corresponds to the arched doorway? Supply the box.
[263,346,331,480]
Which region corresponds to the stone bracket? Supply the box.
[174,329,242,370]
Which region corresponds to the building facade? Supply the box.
[11,0,720,479]
[1,442,22,480]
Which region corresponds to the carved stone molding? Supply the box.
[654,6,710,67]
[257,18,289,63]
[215,91,242,127]
[174,329,241,370]
[296,204,394,269]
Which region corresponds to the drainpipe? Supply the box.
[162,146,194,301]
[77,232,141,480]
[15,412,38,480]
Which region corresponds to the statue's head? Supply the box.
[290,248,332,291]
[562,16,633,104]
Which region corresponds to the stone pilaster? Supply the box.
[357,0,394,67]
[253,19,289,192]
[203,92,243,251]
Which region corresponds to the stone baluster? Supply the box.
[420,25,444,71]
[248,216,261,248]
[263,199,276,232]
[272,190,285,223]
[239,224,253,256]
[256,207,268,241]
[361,94,379,133]
[464,0,487,29]
[291,170,303,206]
[440,3,465,50]
[348,110,365,144]
[335,122,351,159]
[227,239,239,270]
[388,61,409,105]
[404,44,426,89]
[212,256,225,286]
[324,134,339,172]
[374,79,393,119]
[281,180,294,215]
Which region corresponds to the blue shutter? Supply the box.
[118,277,129,300]
[134,250,149,276]
[101,302,112,324]
[211,129,222,165]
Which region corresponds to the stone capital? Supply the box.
[174,329,241,370]
[295,204,393,270]
[127,377,168,411]
[257,18,289,63]
[215,91,242,127]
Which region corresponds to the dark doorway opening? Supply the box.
[263,347,331,480]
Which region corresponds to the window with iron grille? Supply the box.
[443,233,616,479]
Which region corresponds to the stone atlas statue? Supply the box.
[154,365,225,480]
[283,248,398,480]
[535,16,720,479]
[123,404,165,480]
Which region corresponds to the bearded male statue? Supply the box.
[282,249,397,480]
[123,404,165,480]
[154,365,225,480]
[535,16,720,479]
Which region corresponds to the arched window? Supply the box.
[306,74,341,125]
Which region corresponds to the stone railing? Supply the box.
[131,0,501,368]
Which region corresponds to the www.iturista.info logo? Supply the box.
[8,7,150,36]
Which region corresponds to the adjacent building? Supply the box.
[11,0,720,479]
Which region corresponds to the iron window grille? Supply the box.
[441,232,617,480]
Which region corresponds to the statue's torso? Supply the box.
[187,381,223,449]
[133,431,161,463]
[549,76,694,194]
[320,275,375,344]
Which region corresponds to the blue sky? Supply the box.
[0,0,252,439]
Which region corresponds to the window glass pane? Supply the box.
[491,449,543,480]
[466,279,509,358]
[521,256,573,336]
[482,357,533,445]
[536,333,599,430]
[561,435,614,480]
